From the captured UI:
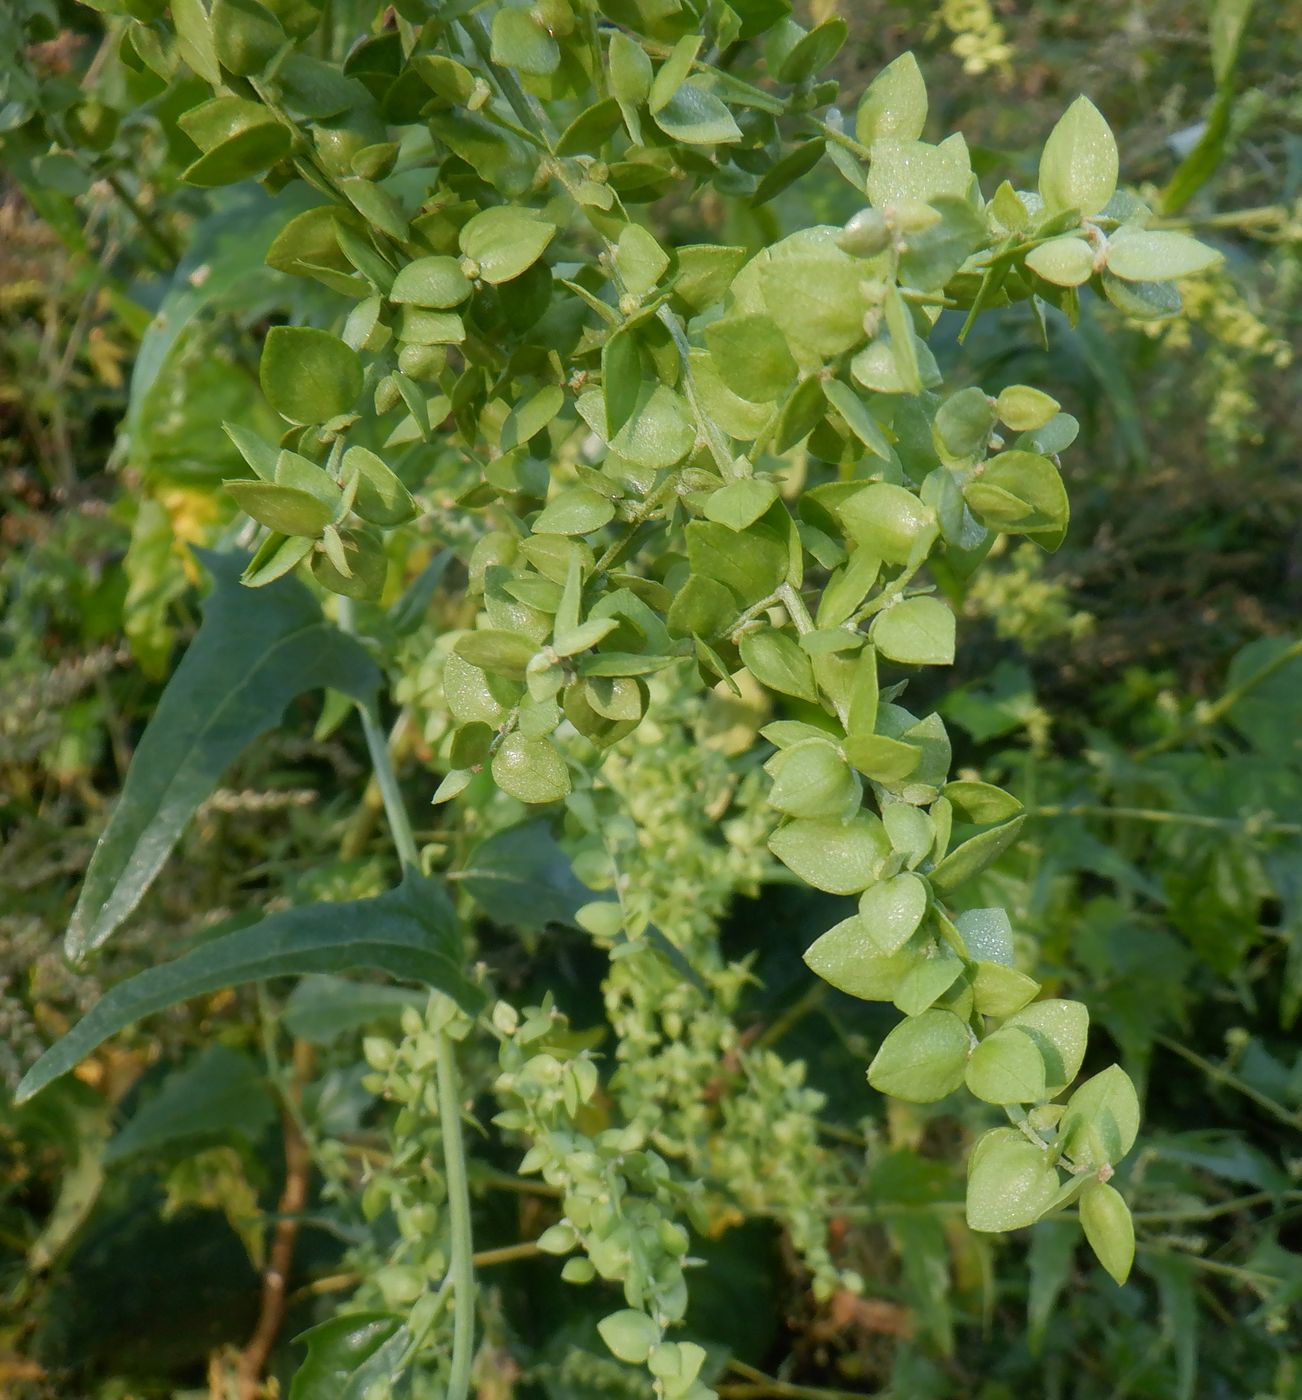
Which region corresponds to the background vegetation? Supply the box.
[1,0,1299,1397]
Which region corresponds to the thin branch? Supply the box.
[438,1029,476,1400]
[655,304,744,478]
[1030,804,1300,837]
[1131,1190,1302,1224]
[1135,636,1302,759]
[1155,1034,1302,1131]
[470,1240,543,1268]
[237,1041,313,1400]
[339,602,477,1400]
[722,1359,880,1400]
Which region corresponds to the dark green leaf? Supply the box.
[752,137,825,207]
[310,527,388,600]
[1001,998,1089,1093]
[929,814,1025,893]
[459,205,556,284]
[703,479,779,531]
[1105,229,1223,282]
[858,873,928,955]
[64,552,378,959]
[282,975,424,1044]
[389,255,472,307]
[457,821,594,932]
[491,733,571,804]
[182,123,291,186]
[804,916,918,1001]
[18,875,477,1103]
[777,16,846,82]
[965,1027,1048,1105]
[106,1045,275,1160]
[225,480,334,536]
[490,6,559,75]
[871,596,955,666]
[290,1313,411,1400]
[740,628,817,701]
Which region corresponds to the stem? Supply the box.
[48,105,178,264]
[1155,1034,1302,1131]
[777,582,815,635]
[104,170,180,263]
[459,11,558,145]
[439,1026,476,1400]
[1152,204,1286,233]
[288,1240,537,1307]
[356,700,420,868]
[655,304,743,478]
[727,589,782,642]
[339,602,477,1398]
[237,1039,312,1400]
[469,1240,543,1268]
[753,978,828,1051]
[808,117,872,162]
[1135,636,1302,759]
[474,1169,564,1199]
[1130,1190,1302,1224]
[722,1360,876,1400]
[1030,804,1300,836]
[1133,1244,1281,1289]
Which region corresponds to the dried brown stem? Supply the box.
[236,1042,314,1400]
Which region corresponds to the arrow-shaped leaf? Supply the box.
[67,550,379,960]
[18,875,481,1104]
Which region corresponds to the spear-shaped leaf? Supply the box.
[18,875,480,1103]
[66,550,379,960]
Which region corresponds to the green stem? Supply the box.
[1135,636,1302,759]
[473,1169,563,1198]
[1155,1034,1302,1131]
[104,171,180,263]
[723,1359,876,1400]
[1133,1244,1280,1289]
[727,589,782,642]
[459,11,558,145]
[438,1019,477,1400]
[356,699,420,868]
[339,602,477,1399]
[777,581,814,635]
[809,116,872,162]
[753,979,828,1051]
[46,106,178,264]
[656,304,743,478]
[471,1240,543,1268]
[1152,204,1286,233]
[1130,1190,1302,1224]
[1030,804,1300,836]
